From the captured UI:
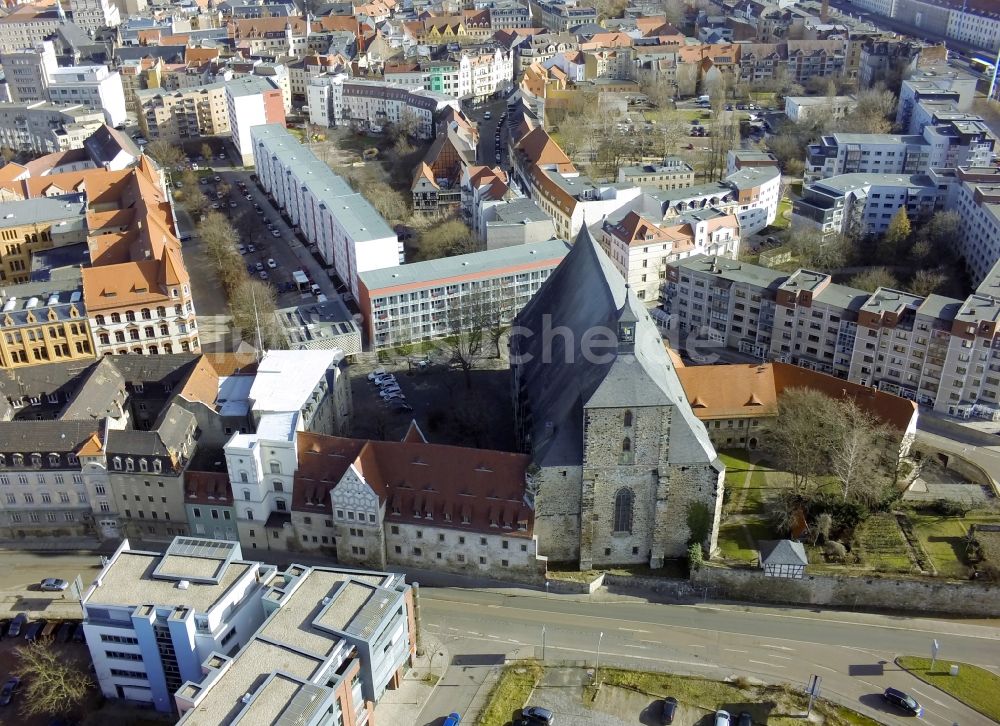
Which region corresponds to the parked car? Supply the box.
[267,258,278,269]
[484,111,492,119]
[519,706,555,725]
[376,376,397,387]
[237,244,247,254]
[71,623,85,643]
[660,696,678,725]
[391,402,414,413]
[40,578,68,592]
[214,176,221,182]
[259,271,269,281]
[714,710,731,726]
[0,676,19,706]
[882,688,923,716]
[8,614,26,638]
[380,387,402,397]
[24,620,46,642]
[271,230,281,237]
[736,711,752,726]
[367,367,387,381]
[255,262,264,272]
[443,713,461,726]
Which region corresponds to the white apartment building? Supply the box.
[805,122,995,182]
[896,66,978,131]
[601,209,740,305]
[0,40,57,102]
[251,124,401,299]
[136,83,231,144]
[951,166,1000,286]
[530,0,598,31]
[70,0,121,34]
[0,5,64,54]
[727,166,781,236]
[357,239,570,350]
[307,74,458,139]
[224,75,285,166]
[784,95,858,124]
[47,65,127,128]
[425,50,514,101]
[0,101,106,153]
[82,537,277,711]
[792,172,942,239]
[222,349,350,552]
[947,7,1000,52]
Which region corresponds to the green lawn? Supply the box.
[906,512,1000,579]
[719,450,775,516]
[478,662,542,726]
[772,199,792,230]
[717,517,773,563]
[897,656,1000,722]
[854,513,915,574]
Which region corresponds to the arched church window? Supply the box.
[613,488,634,533]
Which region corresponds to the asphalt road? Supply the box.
[465,96,513,167]
[416,588,998,726]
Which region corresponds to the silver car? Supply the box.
[39,578,68,592]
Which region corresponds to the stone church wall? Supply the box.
[533,464,583,563]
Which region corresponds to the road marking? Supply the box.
[639,639,664,645]
[814,664,838,673]
[545,644,718,670]
[618,627,649,633]
[768,654,794,661]
[910,688,949,709]
[724,648,749,653]
[761,644,794,651]
[487,634,500,639]
[748,660,784,669]
[469,632,482,636]
[621,644,647,650]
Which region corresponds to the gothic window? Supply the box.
[613,488,634,534]
[623,410,633,427]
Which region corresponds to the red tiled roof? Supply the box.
[185,470,233,505]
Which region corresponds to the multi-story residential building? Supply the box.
[726,150,780,175]
[737,40,846,86]
[251,124,401,299]
[601,208,740,304]
[482,0,532,29]
[529,168,642,239]
[307,74,459,139]
[530,0,597,31]
[118,57,163,116]
[852,0,1000,53]
[480,196,555,249]
[82,537,278,711]
[617,157,695,191]
[896,65,978,131]
[723,166,781,236]
[174,557,414,725]
[357,239,570,350]
[664,252,1000,419]
[0,100,106,154]
[0,420,101,538]
[951,166,1000,286]
[857,38,944,89]
[0,193,88,284]
[805,121,995,182]
[792,172,943,239]
[70,0,121,35]
[45,65,127,128]
[0,4,66,54]
[512,32,578,76]
[183,469,239,541]
[0,276,95,369]
[136,83,231,144]
[0,41,57,102]
[225,75,286,166]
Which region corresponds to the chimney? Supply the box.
[820,0,829,22]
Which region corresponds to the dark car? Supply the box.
[736,711,752,726]
[519,706,555,725]
[660,696,678,725]
[882,687,923,716]
[7,614,27,638]
[57,621,75,643]
[0,619,8,639]
[24,620,46,642]
[0,676,19,706]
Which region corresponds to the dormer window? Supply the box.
[139,458,148,472]
[48,454,59,466]
[153,459,162,473]
[113,457,121,471]
[30,454,41,467]
[125,458,134,472]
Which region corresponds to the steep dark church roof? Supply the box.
[511,226,718,468]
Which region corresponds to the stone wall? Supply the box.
[691,564,1000,617]
[534,464,583,563]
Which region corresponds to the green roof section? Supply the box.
[360,239,571,291]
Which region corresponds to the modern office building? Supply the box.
[357,239,570,350]
[251,124,401,299]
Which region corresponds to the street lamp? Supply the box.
[545,581,550,598]
[541,625,546,661]
[595,631,604,683]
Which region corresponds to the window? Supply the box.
[269,461,281,474]
[105,651,143,661]
[620,436,633,465]
[613,488,634,533]
[623,410,633,427]
[273,481,284,493]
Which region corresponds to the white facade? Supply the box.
[225,77,282,166]
[0,40,56,102]
[70,0,121,34]
[728,166,781,236]
[251,124,400,298]
[0,101,106,154]
[47,65,127,127]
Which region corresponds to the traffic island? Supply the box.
[896,656,1000,722]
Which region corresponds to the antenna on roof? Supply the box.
[251,284,263,362]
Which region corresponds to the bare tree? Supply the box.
[444,291,486,388]
[230,277,286,350]
[760,388,841,492]
[14,639,92,717]
[416,219,479,260]
[829,401,892,504]
[145,139,185,169]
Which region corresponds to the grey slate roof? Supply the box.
[759,539,808,566]
[105,402,195,458]
[83,125,140,166]
[511,226,717,468]
[59,357,125,421]
[0,419,98,455]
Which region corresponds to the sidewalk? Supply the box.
[373,651,436,726]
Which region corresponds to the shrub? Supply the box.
[932,498,969,517]
[823,540,847,563]
[687,542,703,571]
[686,501,712,546]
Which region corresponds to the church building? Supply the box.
[511,226,725,570]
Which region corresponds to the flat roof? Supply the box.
[181,639,322,726]
[87,551,252,612]
[672,253,786,289]
[249,350,337,415]
[226,75,276,97]
[360,238,570,292]
[0,193,87,229]
[251,124,395,244]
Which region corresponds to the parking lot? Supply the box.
[349,353,516,450]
